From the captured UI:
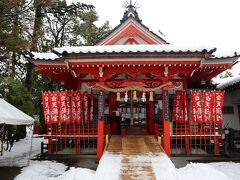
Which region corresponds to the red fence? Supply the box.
[42,91,110,155]
[155,90,224,155]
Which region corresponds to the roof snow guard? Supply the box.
[53,44,216,55]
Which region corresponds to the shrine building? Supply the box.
[30,3,239,158]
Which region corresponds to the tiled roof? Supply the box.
[53,44,216,55]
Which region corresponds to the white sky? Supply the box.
[67,0,240,75]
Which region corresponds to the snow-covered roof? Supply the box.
[53,44,216,55]
[217,74,240,89]
[31,52,59,60]
[0,99,34,125]
[212,48,238,59]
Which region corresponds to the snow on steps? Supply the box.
[100,135,165,180]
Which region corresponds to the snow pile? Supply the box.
[15,161,67,180]
[57,167,95,180]
[0,127,46,167]
[210,162,240,180]
[176,163,228,180]
[14,152,240,180]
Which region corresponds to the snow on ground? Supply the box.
[14,152,240,180]
[0,126,46,167]
[95,152,122,180]
[3,129,240,180]
[15,160,67,180]
[210,162,240,180]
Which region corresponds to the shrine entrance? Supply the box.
[117,91,147,135]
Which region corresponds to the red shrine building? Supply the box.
[30,4,239,158]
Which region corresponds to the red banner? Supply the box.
[82,92,89,123]
[42,92,51,125]
[66,91,71,123]
[203,91,213,123]
[191,91,203,122]
[183,90,188,122]
[49,92,59,124]
[173,90,184,122]
[72,90,82,124]
[59,91,68,123]
[90,90,94,122]
[213,91,224,124]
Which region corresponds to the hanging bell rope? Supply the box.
[149,91,154,101]
[116,92,121,101]
[133,90,137,101]
[124,91,128,102]
[141,91,146,102]
[95,81,172,92]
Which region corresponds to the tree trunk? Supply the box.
[25,0,44,90]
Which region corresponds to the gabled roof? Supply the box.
[97,3,168,45]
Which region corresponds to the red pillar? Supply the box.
[182,77,190,155]
[109,92,118,135]
[97,90,105,160]
[147,98,155,134]
[214,137,220,155]
[162,87,171,157]
[76,139,80,154]
[48,138,52,154]
[97,120,104,160]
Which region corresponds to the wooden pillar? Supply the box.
[109,92,118,135]
[147,95,155,134]
[182,77,190,155]
[48,138,52,154]
[162,87,171,157]
[97,90,105,160]
[214,137,220,155]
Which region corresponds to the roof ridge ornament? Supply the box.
[121,0,141,23]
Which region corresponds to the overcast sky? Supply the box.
[67,0,240,74]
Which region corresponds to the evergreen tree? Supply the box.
[0,76,34,140]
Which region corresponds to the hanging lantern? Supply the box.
[124,91,128,102]
[116,92,121,101]
[133,90,137,101]
[141,91,146,102]
[149,91,154,101]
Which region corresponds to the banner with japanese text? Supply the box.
[59,91,68,123]
[90,90,94,122]
[203,91,213,123]
[98,90,105,120]
[42,92,51,125]
[72,90,82,124]
[82,92,89,123]
[191,91,203,122]
[213,91,224,124]
[49,92,59,124]
[182,90,188,123]
[173,90,184,122]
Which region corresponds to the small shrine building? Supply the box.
[30,3,239,158]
